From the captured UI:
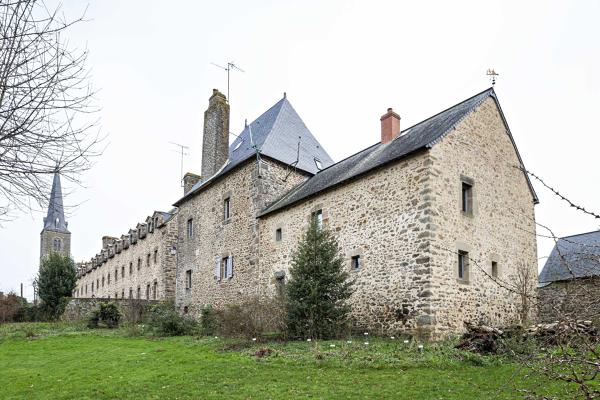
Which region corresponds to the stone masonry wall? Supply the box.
[428,97,538,337]
[258,151,435,336]
[75,216,178,301]
[175,158,307,316]
[62,298,159,323]
[538,278,600,323]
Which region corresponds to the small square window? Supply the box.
[187,218,194,238]
[224,197,231,220]
[491,261,498,278]
[351,255,361,270]
[275,228,282,242]
[185,270,192,290]
[458,250,469,281]
[461,182,473,214]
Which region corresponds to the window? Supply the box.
[154,249,158,264]
[183,306,189,314]
[216,256,233,281]
[91,282,94,293]
[458,251,469,281]
[351,255,361,270]
[314,157,323,170]
[115,269,118,282]
[461,181,473,214]
[102,276,105,287]
[146,253,150,267]
[121,289,124,299]
[122,266,125,278]
[107,274,111,285]
[53,238,62,252]
[311,209,323,229]
[137,258,141,270]
[129,262,133,275]
[275,228,282,242]
[115,292,118,299]
[185,270,192,290]
[223,197,231,220]
[136,287,141,299]
[491,261,498,278]
[97,279,99,289]
[187,218,194,238]
[153,281,157,300]
[146,284,150,299]
[129,288,133,299]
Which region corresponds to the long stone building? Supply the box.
[66,86,538,336]
[172,87,538,337]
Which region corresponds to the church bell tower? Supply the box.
[40,171,71,263]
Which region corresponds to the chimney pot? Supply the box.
[380,107,401,144]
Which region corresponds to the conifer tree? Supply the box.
[285,219,353,339]
[37,252,76,319]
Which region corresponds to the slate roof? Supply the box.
[539,231,600,283]
[42,172,69,233]
[174,95,333,206]
[260,87,538,217]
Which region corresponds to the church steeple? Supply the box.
[43,171,69,233]
[40,171,71,262]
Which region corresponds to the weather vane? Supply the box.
[210,61,245,102]
[486,68,499,86]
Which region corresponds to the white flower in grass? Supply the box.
[252,338,257,342]
[214,336,218,339]
[364,342,369,346]
[390,336,395,340]
[307,338,312,342]
[418,344,424,352]
[346,340,352,344]
[329,344,336,348]
[363,332,369,336]
[403,340,409,344]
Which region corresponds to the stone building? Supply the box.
[174,87,539,337]
[40,171,71,262]
[74,210,178,301]
[538,230,600,322]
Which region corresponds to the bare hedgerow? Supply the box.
[215,296,286,340]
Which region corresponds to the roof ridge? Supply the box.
[398,87,494,135]
[559,230,600,240]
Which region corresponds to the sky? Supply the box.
[1,0,599,300]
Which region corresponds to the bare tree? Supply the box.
[0,0,102,221]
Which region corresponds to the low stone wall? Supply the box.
[538,277,600,323]
[62,298,160,323]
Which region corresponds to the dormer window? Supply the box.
[233,140,243,151]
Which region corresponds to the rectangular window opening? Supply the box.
[461,182,473,214]
[351,255,361,270]
[185,270,192,290]
[187,218,193,238]
[275,228,282,242]
[491,261,498,278]
[311,209,323,229]
[458,250,469,281]
[224,198,231,221]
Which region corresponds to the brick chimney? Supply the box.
[380,108,401,144]
[183,172,202,195]
[201,89,230,178]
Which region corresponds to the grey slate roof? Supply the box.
[260,87,538,217]
[42,172,69,233]
[174,95,333,206]
[539,231,600,283]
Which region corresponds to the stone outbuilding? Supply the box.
[538,230,600,323]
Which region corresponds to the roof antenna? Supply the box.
[210,61,245,102]
[169,141,190,187]
[486,68,499,86]
[284,136,302,181]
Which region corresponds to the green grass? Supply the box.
[0,323,578,399]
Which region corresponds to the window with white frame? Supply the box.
[223,197,231,221]
[311,209,323,229]
[187,218,193,238]
[458,250,469,281]
[215,255,233,281]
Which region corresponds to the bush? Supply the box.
[200,306,217,336]
[37,253,76,319]
[145,301,196,336]
[0,292,25,323]
[216,296,285,339]
[87,302,122,329]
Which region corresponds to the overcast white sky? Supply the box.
[1,0,599,300]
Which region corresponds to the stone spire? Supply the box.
[43,171,69,233]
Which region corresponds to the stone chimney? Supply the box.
[183,172,202,195]
[201,89,230,179]
[380,108,401,144]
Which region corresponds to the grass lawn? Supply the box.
[0,323,579,399]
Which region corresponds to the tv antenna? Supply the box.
[210,61,245,102]
[169,141,189,187]
[486,68,499,86]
